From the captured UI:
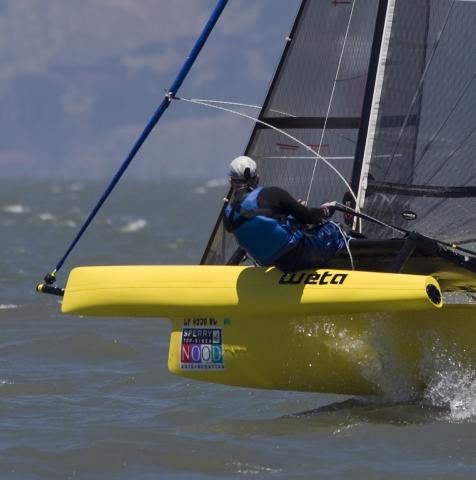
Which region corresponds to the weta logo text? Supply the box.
[279,271,348,285]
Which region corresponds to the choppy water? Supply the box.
[2,179,476,479]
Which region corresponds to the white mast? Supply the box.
[355,0,396,213]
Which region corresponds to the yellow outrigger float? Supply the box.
[62,266,442,318]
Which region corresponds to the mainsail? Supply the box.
[357,0,476,245]
[202,0,381,264]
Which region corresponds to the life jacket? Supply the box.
[225,187,303,266]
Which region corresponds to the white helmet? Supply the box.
[229,156,257,181]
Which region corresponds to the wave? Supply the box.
[194,177,228,194]
[0,304,21,310]
[119,218,148,233]
[2,204,30,214]
[37,212,56,221]
[35,212,78,228]
[205,178,228,188]
[69,182,84,192]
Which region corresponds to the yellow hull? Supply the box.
[59,265,476,396]
[168,304,476,396]
[62,265,442,317]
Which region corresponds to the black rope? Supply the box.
[333,201,476,257]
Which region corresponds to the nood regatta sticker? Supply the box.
[180,328,224,370]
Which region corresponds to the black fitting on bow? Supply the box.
[44,272,57,285]
[36,283,64,297]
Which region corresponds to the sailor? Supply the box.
[224,156,346,272]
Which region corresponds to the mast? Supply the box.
[353,0,395,210]
[350,0,390,195]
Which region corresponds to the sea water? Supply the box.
[1,179,476,479]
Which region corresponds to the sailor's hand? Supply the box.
[297,198,307,206]
[320,201,336,218]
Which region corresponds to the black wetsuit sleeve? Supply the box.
[258,187,329,224]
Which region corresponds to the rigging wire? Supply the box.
[305,0,357,204]
[382,0,456,180]
[182,97,358,153]
[174,96,358,204]
[333,201,405,235]
[324,129,358,147]
[333,201,476,257]
[188,99,359,146]
[458,238,476,246]
[187,99,296,118]
[184,98,361,173]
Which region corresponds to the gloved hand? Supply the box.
[342,190,356,226]
[320,201,336,218]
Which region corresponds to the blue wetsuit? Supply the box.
[224,186,345,272]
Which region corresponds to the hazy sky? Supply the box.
[0,0,299,179]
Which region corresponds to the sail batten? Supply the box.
[367,181,476,198]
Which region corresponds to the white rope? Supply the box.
[189,99,296,118]
[175,96,357,204]
[256,155,355,160]
[305,0,357,204]
[330,220,354,270]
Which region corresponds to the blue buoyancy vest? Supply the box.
[225,187,303,266]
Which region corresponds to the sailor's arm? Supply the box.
[258,187,334,224]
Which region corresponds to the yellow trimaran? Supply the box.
[39,0,476,398]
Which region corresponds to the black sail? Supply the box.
[202,0,380,265]
[358,0,476,247]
